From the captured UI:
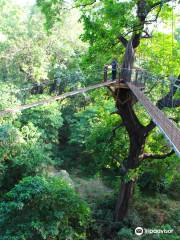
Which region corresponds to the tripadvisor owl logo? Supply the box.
[134,227,174,236]
[135,227,144,236]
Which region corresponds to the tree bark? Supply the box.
[113,48,178,221]
[114,87,147,221]
[115,181,134,221]
[112,0,175,222]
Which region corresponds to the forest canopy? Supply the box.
[0,0,179,239]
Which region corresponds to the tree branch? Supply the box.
[141,29,152,38]
[145,76,180,133]
[169,117,179,123]
[157,76,180,109]
[141,149,174,160]
[150,0,171,11]
[132,32,142,48]
[144,119,156,133]
[118,35,128,47]
[108,123,124,142]
[130,0,172,48]
[74,0,96,9]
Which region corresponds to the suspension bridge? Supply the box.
[0,67,179,156]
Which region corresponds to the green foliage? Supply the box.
[0,0,84,86]
[0,82,20,111]
[78,0,135,62]
[0,176,90,240]
[136,127,179,193]
[0,122,52,192]
[0,1,44,83]
[168,173,180,200]
[138,32,180,76]
[117,227,133,239]
[20,98,63,143]
[37,0,64,30]
[66,89,129,176]
[86,194,117,240]
[0,1,179,239]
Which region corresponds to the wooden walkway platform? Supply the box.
[128,83,180,155]
[0,78,179,156]
[0,81,116,117]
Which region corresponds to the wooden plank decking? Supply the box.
[128,83,180,155]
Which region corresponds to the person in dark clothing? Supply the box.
[31,83,44,94]
[104,65,108,82]
[49,78,61,95]
[49,81,56,94]
[111,59,118,80]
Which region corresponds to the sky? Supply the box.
[14,0,36,5]
[14,0,73,6]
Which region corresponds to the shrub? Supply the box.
[0,123,52,192]
[0,176,90,240]
[168,173,180,200]
[117,227,133,239]
[20,99,63,143]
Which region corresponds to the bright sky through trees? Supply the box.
[15,0,36,5]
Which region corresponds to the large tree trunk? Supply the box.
[115,181,134,221]
[113,32,147,220]
[111,0,175,223]
[113,0,159,218]
[114,87,147,221]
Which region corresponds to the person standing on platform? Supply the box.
[111,59,118,81]
[104,65,108,82]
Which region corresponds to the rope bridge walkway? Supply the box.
[0,81,115,117]
[115,67,180,155]
[128,82,180,156]
[0,67,179,155]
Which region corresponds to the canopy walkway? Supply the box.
[0,68,179,155]
[0,81,116,116]
[128,82,180,155]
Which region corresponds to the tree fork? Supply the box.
[111,0,173,222]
